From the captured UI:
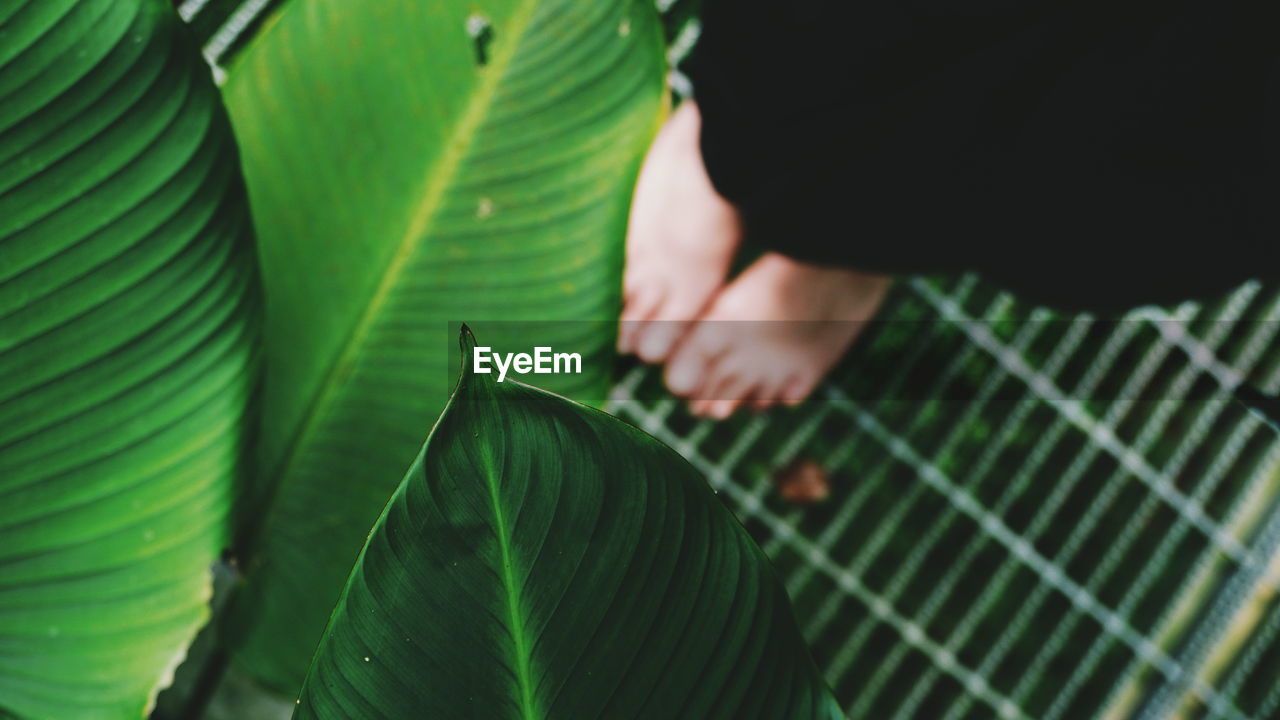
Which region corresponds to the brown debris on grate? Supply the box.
[773,458,831,505]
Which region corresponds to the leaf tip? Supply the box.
[458,323,478,363]
[454,324,498,398]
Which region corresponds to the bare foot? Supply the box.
[618,101,742,363]
[664,253,891,418]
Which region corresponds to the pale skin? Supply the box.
[619,101,891,418]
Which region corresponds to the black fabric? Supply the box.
[685,0,1279,313]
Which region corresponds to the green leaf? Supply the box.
[219,0,666,693]
[0,0,261,717]
[293,327,840,719]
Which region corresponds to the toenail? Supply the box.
[667,364,697,393]
[637,339,661,362]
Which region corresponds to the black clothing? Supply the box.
[685,0,1279,313]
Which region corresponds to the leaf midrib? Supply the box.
[481,445,540,719]
[265,0,542,502]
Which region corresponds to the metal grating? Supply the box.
[606,276,1280,720]
[179,2,1280,717]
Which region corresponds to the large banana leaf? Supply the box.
[293,328,840,719]
[220,0,666,693]
[0,0,261,717]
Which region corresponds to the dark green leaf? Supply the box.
[293,328,840,719]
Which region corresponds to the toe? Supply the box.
[779,373,819,407]
[695,366,757,419]
[664,323,727,397]
[633,278,722,362]
[699,399,740,419]
[665,342,711,397]
[635,320,690,364]
[750,381,782,412]
[618,282,663,354]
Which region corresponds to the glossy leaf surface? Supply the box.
[0,0,261,716]
[220,0,666,692]
[293,329,840,719]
